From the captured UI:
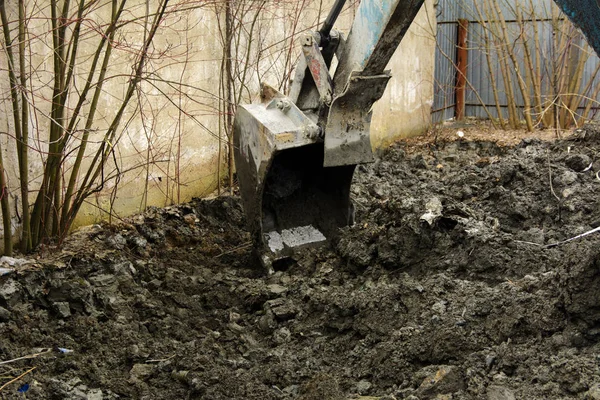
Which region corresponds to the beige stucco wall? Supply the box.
[0,0,436,247]
[371,0,437,148]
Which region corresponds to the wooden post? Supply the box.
[455,18,469,120]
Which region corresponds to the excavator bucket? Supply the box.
[234,85,355,269]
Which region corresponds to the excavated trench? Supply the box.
[1,123,600,399]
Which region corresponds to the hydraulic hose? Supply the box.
[319,0,346,43]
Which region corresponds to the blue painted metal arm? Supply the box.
[553,0,600,58]
[333,0,424,94]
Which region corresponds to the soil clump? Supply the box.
[1,123,600,399]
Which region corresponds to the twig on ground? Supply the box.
[547,150,561,203]
[146,355,176,363]
[215,241,252,258]
[545,226,600,248]
[0,349,51,366]
[513,240,544,247]
[0,366,36,392]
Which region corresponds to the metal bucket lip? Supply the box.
[256,144,356,267]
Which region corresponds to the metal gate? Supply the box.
[432,0,600,125]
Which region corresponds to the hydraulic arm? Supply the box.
[233,0,424,269]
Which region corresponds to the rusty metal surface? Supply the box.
[301,34,333,105]
[290,31,340,112]
[323,72,391,167]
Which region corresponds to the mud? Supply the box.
[1,123,600,399]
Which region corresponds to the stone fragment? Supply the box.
[417,365,465,396]
[53,302,72,318]
[565,154,591,172]
[88,274,116,287]
[0,279,21,306]
[420,198,443,226]
[69,386,88,399]
[267,284,288,296]
[105,233,126,249]
[171,370,189,383]
[554,170,578,186]
[111,261,136,275]
[485,355,496,370]
[129,363,154,382]
[412,154,429,169]
[585,383,600,400]
[227,322,244,334]
[87,389,103,400]
[265,298,297,321]
[356,380,372,395]
[131,236,149,250]
[0,256,33,268]
[273,327,291,344]
[486,385,516,400]
[186,214,200,225]
[0,306,10,321]
[258,310,277,333]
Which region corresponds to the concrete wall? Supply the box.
[0,0,436,245]
[371,0,437,148]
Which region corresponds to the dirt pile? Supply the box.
[1,123,600,399]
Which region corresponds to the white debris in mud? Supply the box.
[0,256,33,268]
[281,225,326,248]
[265,225,326,252]
[265,231,285,252]
[420,197,443,225]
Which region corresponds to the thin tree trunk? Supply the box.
[579,71,600,125]
[60,0,125,233]
[474,1,506,129]
[517,4,543,119]
[0,0,13,256]
[551,8,561,137]
[492,0,534,131]
[0,156,11,256]
[225,0,234,194]
[563,34,588,127]
[17,0,31,252]
[530,0,543,120]
[487,0,519,128]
